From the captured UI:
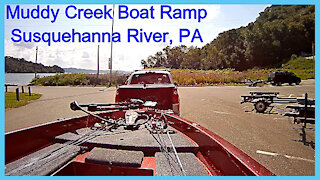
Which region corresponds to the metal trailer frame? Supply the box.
[240,92,314,113]
[241,92,315,148]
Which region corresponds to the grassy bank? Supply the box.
[5,92,42,109]
[171,69,265,86]
[30,73,127,86]
[30,56,314,87]
[171,56,314,86]
[280,56,315,80]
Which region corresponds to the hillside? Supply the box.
[64,68,129,74]
[5,56,64,73]
[141,5,315,71]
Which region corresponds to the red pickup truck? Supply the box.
[115,69,180,115]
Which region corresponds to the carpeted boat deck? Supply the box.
[85,147,144,167]
[55,127,198,154]
[5,143,80,176]
[6,127,204,176]
[84,147,209,176]
[155,152,209,176]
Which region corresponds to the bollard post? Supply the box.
[16,88,20,101]
[304,93,308,128]
[21,86,25,93]
[28,86,31,96]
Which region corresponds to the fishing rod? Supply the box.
[70,99,151,112]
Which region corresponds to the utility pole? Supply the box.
[35,46,38,78]
[97,45,100,76]
[109,4,115,87]
[312,42,315,62]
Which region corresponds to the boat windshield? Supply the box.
[130,73,171,84]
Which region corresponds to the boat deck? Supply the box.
[5,144,80,176]
[56,127,198,155]
[5,109,275,176]
[6,126,208,176]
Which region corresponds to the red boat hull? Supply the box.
[5,111,274,176]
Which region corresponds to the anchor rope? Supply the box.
[166,131,186,176]
[155,128,178,175]
[146,113,186,176]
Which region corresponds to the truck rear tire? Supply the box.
[255,101,268,113]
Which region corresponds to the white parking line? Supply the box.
[273,118,284,120]
[212,110,230,115]
[256,150,315,163]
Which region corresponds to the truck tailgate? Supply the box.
[117,84,176,110]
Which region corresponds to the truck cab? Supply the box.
[115,69,180,115]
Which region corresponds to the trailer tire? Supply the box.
[255,101,268,113]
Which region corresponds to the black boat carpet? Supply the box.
[5,143,80,176]
[85,147,144,167]
[55,127,198,155]
[155,152,209,176]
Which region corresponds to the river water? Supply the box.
[5,73,57,85]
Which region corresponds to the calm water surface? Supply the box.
[5,73,57,85]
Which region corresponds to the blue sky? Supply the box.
[5,4,269,71]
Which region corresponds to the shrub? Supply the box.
[30,73,127,86]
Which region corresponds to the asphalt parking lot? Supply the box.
[178,80,315,176]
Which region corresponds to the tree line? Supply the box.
[5,56,65,73]
[141,5,315,71]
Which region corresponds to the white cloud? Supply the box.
[12,41,36,49]
[82,51,90,58]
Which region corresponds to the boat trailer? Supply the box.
[242,92,315,148]
[241,92,314,114]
